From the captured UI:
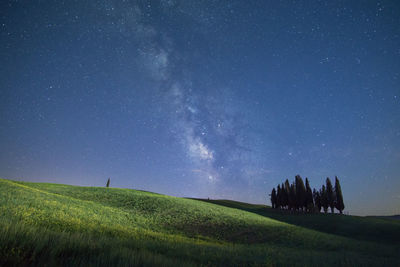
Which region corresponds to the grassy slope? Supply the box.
[196,199,400,244]
[0,178,399,266]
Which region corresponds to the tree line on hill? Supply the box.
[270,175,345,214]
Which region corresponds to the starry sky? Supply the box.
[1,1,399,216]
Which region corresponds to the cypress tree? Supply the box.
[326,177,335,213]
[334,176,345,214]
[271,188,277,209]
[305,178,314,212]
[294,176,299,211]
[281,182,288,209]
[284,179,291,210]
[289,183,296,212]
[295,175,307,212]
[320,185,328,213]
[268,175,345,215]
[313,188,321,212]
[106,178,110,188]
[276,185,281,209]
[280,183,285,209]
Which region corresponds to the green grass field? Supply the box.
[0,178,399,266]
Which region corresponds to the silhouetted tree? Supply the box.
[320,185,329,213]
[305,178,314,212]
[271,188,277,209]
[326,177,335,213]
[334,176,345,214]
[106,178,110,188]
[295,175,307,211]
[268,175,345,215]
[281,182,287,209]
[284,179,291,210]
[276,185,282,209]
[313,189,321,212]
[289,183,296,211]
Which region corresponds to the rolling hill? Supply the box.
[0,178,399,266]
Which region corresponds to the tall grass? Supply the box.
[1,178,399,266]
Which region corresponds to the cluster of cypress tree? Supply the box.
[270,175,345,214]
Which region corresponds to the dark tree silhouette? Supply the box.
[269,176,316,212]
[334,176,345,214]
[320,185,328,213]
[270,175,345,215]
[295,175,307,211]
[313,189,321,212]
[289,183,296,211]
[281,182,288,209]
[276,184,282,209]
[326,177,335,213]
[106,178,110,188]
[284,179,291,210]
[270,188,277,209]
[305,178,314,212]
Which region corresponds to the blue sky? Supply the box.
[1,0,399,215]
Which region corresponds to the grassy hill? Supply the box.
[0,178,399,266]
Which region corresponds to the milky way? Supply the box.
[97,1,266,194]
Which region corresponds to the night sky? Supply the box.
[1,1,399,216]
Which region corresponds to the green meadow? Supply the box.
[0,178,399,266]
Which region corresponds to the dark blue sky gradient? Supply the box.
[1,1,399,215]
